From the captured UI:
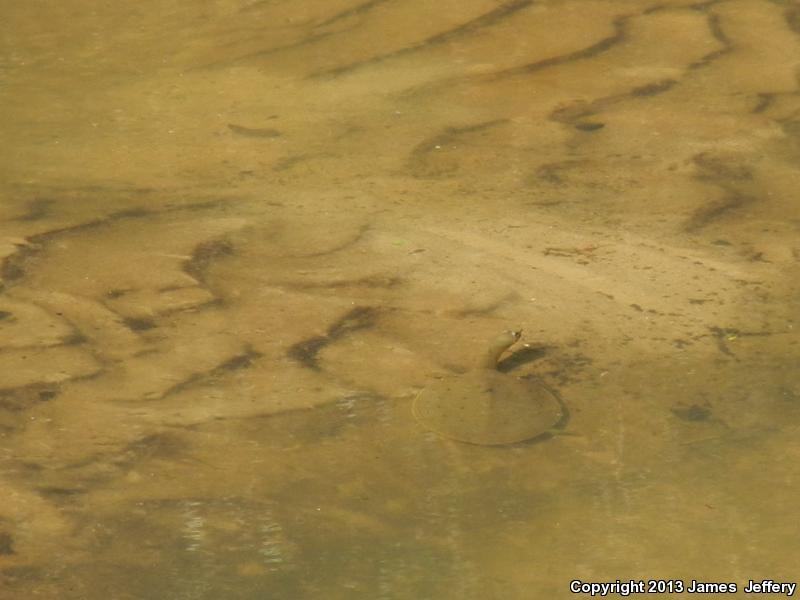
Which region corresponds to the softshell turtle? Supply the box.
[412,331,564,445]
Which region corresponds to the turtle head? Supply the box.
[482,330,522,370]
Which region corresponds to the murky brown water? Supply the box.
[1,1,799,598]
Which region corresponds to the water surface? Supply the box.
[1,1,799,598]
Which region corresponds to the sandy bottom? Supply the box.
[1,0,799,598]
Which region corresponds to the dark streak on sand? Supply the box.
[491,14,629,80]
[681,151,757,231]
[288,306,379,370]
[183,239,235,285]
[689,12,733,69]
[228,124,282,139]
[407,119,507,176]
[310,0,535,78]
[0,198,223,292]
[13,198,54,222]
[159,346,264,399]
[315,0,393,28]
